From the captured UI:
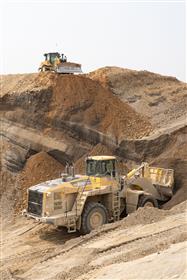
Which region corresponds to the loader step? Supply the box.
[67,216,77,233]
[112,191,120,222]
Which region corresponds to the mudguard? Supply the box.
[125,177,161,214]
[125,188,144,214]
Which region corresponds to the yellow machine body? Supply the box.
[39,52,82,74]
[24,156,174,234]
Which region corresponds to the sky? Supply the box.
[0,0,186,81]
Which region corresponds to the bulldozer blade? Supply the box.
[56,64,82,74]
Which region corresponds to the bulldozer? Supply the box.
[39,52,82,74]
[23,156,174,234]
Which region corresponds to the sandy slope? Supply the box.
[1,202,186,280]
[88,67,187,128]
[84,241,187,280]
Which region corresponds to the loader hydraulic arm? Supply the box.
[124,163,147,185]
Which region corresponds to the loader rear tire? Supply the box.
[80,202,108,235]
[138,195,158,208]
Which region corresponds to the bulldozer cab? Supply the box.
[44,52,60,64]
[86,156,117,177]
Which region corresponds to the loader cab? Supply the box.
[86,156,117,177]
[44,52,60,64]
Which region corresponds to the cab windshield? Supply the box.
[86,160,116,177]
[50,53,58,64]
[45,53,59,63]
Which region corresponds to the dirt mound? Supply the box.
[119,201,187,228]
[121,207,169,227]
[1,73,152,142]
[0,72,53,97]
[19,151,65,186]
[14,152,65,213]
[88,67,187,128]
[50,74,152,141]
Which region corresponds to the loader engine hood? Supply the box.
[29,178,64,193]
[28,175,87,193]
[28,173,114,195]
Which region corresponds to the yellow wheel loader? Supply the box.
[39,52,82,74]
[23,156,174,234]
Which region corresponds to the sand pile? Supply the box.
[1,73,152,142]
[88,67,187,128]
[49,74,152,141]
[0,72,53,97]
[120,207,169,228]
[14,152,65,213]
[19,151,65,187]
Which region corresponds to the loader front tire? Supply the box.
[80,202,108,234]
[138,195,158,208]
